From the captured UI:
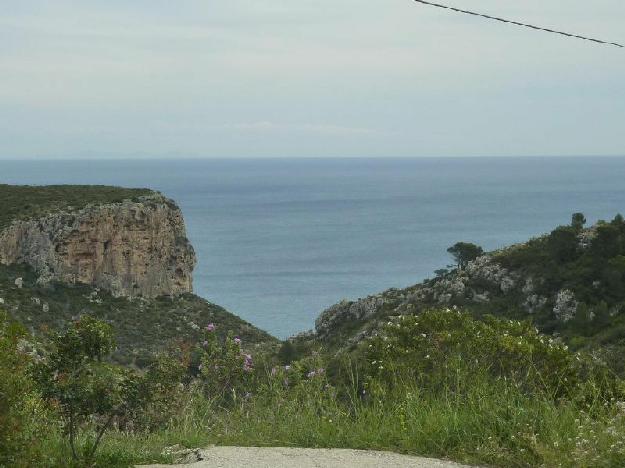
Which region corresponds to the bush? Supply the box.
[197,324,256,404]
[362,309,623,403]
[0,310,54,467]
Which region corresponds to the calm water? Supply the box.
[2,157,625,338]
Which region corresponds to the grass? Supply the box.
[0,184,155,230]
[7,309,624,467]
[48,377,625,468]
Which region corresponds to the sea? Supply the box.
[2,157,625,338]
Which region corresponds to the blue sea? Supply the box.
[2,157,625,338]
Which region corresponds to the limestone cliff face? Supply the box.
[0,193,196,298]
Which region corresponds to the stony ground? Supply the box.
[140,446,473,468]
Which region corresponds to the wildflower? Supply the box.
[243,353,253,372]
[284,365,291,371]
[198,364,203,371]
[307,370,316,378]
[421,333,427,338]
[206,323,216,332]
[202,340,208,347]
[234,336,242,345]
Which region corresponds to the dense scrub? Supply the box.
[0,264,277,367]
[489,214,625,369]
[4,309,624,467]
[0,184,154,230]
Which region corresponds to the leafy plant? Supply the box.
[0,310,53,467]
[197,324,255,404]
[31,316,138,463]
[447,242,484,268]
[363,309,623,403]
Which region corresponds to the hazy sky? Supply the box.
[1,1,624,159]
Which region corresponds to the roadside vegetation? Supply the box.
[2,309,623,467]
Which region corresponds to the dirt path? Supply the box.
[140,446,473,468]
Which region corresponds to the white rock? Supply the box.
[553,289,578,322]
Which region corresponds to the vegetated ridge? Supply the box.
[304,213,625,373]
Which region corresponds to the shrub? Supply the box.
[362,309,623,403]
[31,316,141,463]
[197,324,255,404]
[0,310,53,467]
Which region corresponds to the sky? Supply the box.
[1,0,624,159]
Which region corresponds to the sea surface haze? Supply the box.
[2,157,625,338]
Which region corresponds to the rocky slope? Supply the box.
[310,255,521,347]
[0,189,195,298]
[306,216,625,371]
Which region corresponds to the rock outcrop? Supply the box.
[0,193,196,298]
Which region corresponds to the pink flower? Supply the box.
[243,354,253,372]
[234,337,241,345]
[206,323,216,332]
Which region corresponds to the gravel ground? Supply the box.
[140,446,474,468]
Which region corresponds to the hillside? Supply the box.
[0,185,278,365]
[306,213,625,373]
[0,263,277,366]
[0,184,154,231]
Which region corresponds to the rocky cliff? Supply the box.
[0,192,196,298]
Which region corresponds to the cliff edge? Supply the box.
[0,186,196,298]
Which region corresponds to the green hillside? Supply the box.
[0,263,277,367]
[305,213,625,374]
[0,184,154,229]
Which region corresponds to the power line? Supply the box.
[412,0,624,48]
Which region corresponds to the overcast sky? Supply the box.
[1,0,624,159]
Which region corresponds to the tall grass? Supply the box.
[16,310,625,467]
[68,373,625,468]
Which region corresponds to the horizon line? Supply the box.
[1,154,625,162]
